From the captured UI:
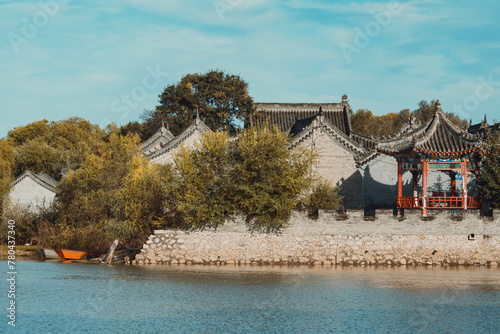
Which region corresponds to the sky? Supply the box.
[1,0,500,138]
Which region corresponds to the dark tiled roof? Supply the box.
[289,114,318,137]
[467,115,499,136]
[376,101,482,156]
[250,102,350,135]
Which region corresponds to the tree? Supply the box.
[413,100,468,129]
[231,124,315,230]
[351,100,468,137]
[7,119,50,146]
[0,138,15,217]
[56,132,144,225]
[13,138,66,178]
[8,118,105,180]
[141,70,255,138]
[351,109,410,137]
[169,125,316,231]
[172,131,235,229]
[120,121,145,140]
[477,130,500,211]
[119,158,174,230]
[300,181,343,217]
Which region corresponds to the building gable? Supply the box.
[8,170,58,210]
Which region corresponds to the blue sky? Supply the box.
[1,0,500,138]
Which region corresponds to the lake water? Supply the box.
[2,261,500,333]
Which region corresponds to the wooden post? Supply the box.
[462,159,468,210]
[422,160,428,216]
[102,239,119,264]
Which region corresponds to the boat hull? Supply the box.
[54,249,89,260]
[40,248,60,259]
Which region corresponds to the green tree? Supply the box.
[413,100,468,129]
[172,131,235,229]
[351,109,410,137]
[169,125,315,231]
[232,125,315,230]
[142,70,255,138]
[8,118,105,180]
[351,101,467,137]
[120,121,144,140]
[56,132,143,225]
[13,138,66,178]
[300,181,343,217]
[118,157,174,230]
[477,130,500,211]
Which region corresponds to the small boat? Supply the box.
[54,249,90,260]
[54,249,106,260]
[40,248,60,259]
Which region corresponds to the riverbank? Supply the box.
[0,245,42,259]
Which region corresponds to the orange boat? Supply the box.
[54,249,90,260]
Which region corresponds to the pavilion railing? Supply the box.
[396,196,480,210]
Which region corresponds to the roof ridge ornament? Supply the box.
[160,120,166,134]
[435,99,442,113]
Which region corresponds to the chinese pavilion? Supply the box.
[376,100,483,216]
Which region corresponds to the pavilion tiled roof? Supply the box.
[376,100,482,157]
[250,100,351,135]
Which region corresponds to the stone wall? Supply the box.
[134,209,500,267]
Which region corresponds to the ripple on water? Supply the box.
[3,261,500,334]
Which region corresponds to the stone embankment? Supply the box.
[134,209,500,267]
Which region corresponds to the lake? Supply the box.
[2,261,500,333]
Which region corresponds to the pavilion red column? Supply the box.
[449,171,456,197]
[462,159,468,210]
[397,161,403,215]
[422,160,428,216]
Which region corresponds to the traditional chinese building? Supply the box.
[250,95,372,209]
[8,170,58,211]
[376,100,483,216]
[142,113,212,165]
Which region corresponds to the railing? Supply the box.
[467,197,481,209]
[396,196,421,209]
[396,196,480,209]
